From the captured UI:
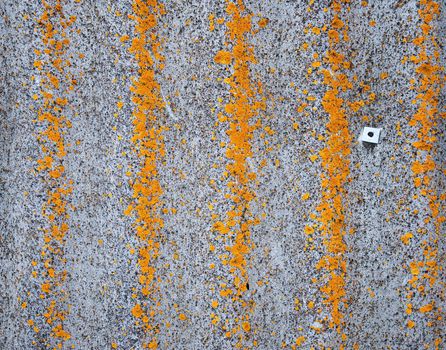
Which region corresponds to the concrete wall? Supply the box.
[1,0,444,349]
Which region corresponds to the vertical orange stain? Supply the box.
[315,0,352,343]
[213,0,265,347]
[31,0,77,347]
[125,0,166,348]
[407,1,443,347]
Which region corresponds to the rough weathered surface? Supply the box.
[1,1,445,349]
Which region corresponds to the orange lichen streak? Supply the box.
[406,1,444,347]
[30,0,77,347]
[314,0,352,345]
[125,0,167,348]
[212,0,265,348]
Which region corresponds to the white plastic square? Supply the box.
[360,127,381,144]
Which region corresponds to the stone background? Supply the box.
[1,1,445,349]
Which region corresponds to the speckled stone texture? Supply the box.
[1,1,445,349]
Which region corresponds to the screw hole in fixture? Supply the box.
[359,126,382,145]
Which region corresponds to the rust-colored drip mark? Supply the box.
[315,0,352,344]
[406,1,444,347]
[213,0,265,347]
[31,0,77,347]
[125,1,166,348]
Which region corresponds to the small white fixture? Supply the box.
[360,127,382,144]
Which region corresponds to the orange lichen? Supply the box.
[212,0,265,347]
[209,13,215,31]
[126,0,167,348]
[52,324,71,340]
[131,303,143,318]
[407,2,443,347]
[29,1,77,347]
[214,50,232,65]
[401,232,414,245]
[257,18,269,28]
[241,321,251,332]
[295,336,306,346]
[419,303,434,313]
[315,0,352,339]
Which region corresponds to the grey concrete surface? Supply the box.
[1,0,445,349]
